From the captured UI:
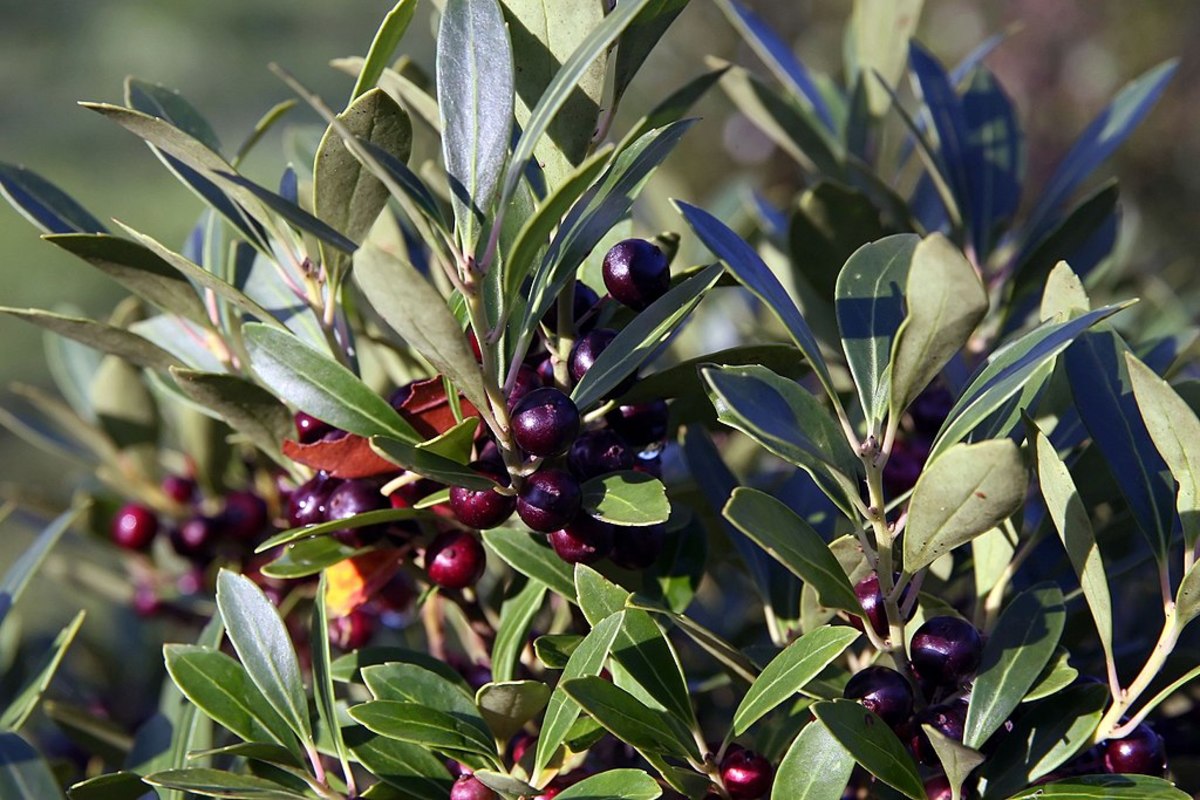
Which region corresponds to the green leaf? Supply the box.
[534,612,624,776]
[476,680,551,741]
[903,439,1026,572]
[1040,261,1091,321]
[965,584,1065,748]
[835,234,918,429]
[371,435,495,490]
[1001,775,1190,800]
[472,770,539,798]
[852,0,924,115]
[332,647,471,689]
[258,508,427,552]
[484,529,576,600]
[1024,647,1078,704]
[772,720,855,800]
[218,172,359,254]
[0,307,181,371]
[572,263,722,410]
[215,570,313,746]
[621,344,807,407]
[314,87,412,248]
[143,768,310,799]
[611,0,689,111]
[812,700,924,799]
[788,181,887,304]
[492,579,547,683]
[702,364,861,519]
[534,634,582,670]
[1126,352,1200,550]
[354,242,491,425]
[234,100,298,167]
[888,233,988,422]
[1030,424,1115,673]
[438,0,514,252]
[43,233,209,326]
[0,162,108,235]
[348,701,499,766]
[310,575,353,787]
[0,505,85,626]
[580,471,670,526]
[350,0,419,100]
[723,487,861,615]
[1176,563,1200,629]
[125,78,221,152]
[67,772,149,800]
[243,323,419,441]
[170,368,293,465]
[0,610,85,730]
[555,769,664,800]
[619,66,728,154]
[921,724,984,800]
[561,677,699,761]
[626,598,758,687]
[0,731,64,800]
[361,664,488,741]
[734,626,860,734]
[343,725,453,799]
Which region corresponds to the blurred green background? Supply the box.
[1,0,1197,496]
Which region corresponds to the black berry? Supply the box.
[288,471,339,528]
[569,329,622,385]
[295,411,333,443]
[720,747,774,800]
[450,774,499,800]
[516,469,582,533]
[568,429,634,480]
[549,517,614,564]
[1102,723,1166,776]
[602,238,670,311]
[909,702,967,765]
[910,384,954,438]
[374,572,415,613]
[111,503,158,550]
[220,490,268,540]
[883,437,929,498]
[508,363,545,409]
[511,388,580,458]
[910,616,983,689]
[425,530,487,589]
[610,523,667,569]
[844,666,914,726]
[450,467,516,530]
[328,609,374,650]
[542,280,601,334]
[850,572,912,638]
[325,479,389,546]
[606,400,670,448]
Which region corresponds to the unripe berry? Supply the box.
[450,774,499,800]
[602,238,670,311]
[843,666,914,726]
[516,469,582,533]
[549,517,614,564]
[910,616,983,689]
[511,388,580,458]
[111,503,158,550]
[1102,723,1166,776]
[425,531,487,589]
[719,748,773,800]
[606,400,670,447]
[450,463,516,530]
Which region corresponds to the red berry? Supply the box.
[516,469,582,533]
[923,774,953,800]
[295,411,333,443]
[220,490,268,540]
[132,584,160,617]
[325,479,389,546]
[511,388,580,458]
[720,748,773,800]
[567,429,634,480]
[161,475,196,504]
[910,616,983,690]
[609,523,667,570]
[171,516,218,560]
[849,572,913,638]
[111,503,159,550]
[467,330,484,363]
[328,609,374,651]
[450,774,499,800]
[425,531,487,589]
[450,465,516,530]
[288,471,339,528]
[606,400,670,448]
[844,666,914,726]
[509,732,534,764]
[1102,723,1166,776]
[602,239,670,311]
[549,517,614,564]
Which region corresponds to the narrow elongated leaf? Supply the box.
[1024,647,1078,703]
[354,242,491,425]
[534,612,623,776]
[0,610,85,730]
[218,172,359,253]
[348,701,499,765]
[903,439,1026,572]
[311,575,353,787]
[1030,424,1115,679]
[258,508,426,552]
[812,700,925,799]
[332,647,471,689]
[908,44,971,217]
[370,436,495,490]
[354,138,448,229]
[852,0,924,116]
[560,677,699,761]
[67,772,149,800]
[555,769,662,800]
[0,307,181,371]
[1176,563,1200,629]
[961,66,1023,259]
[0,163,107,234]
[125,78,221,151]
[626,599,757,685]
[0,732,64,800]
[438,0,514,252]
[580,471,670,526]
[0,505,85,626]
[734,626,860,734]
[572,263,722,410]
[611,0,690,112]
[170,369,292,464]
[889,233,986,421]
[244,323,418,441]
[261,538,363,579]
[492,579,547,683]
[773,720,854,800]
[723,488,860,615]
[215,571,313,746]
[835,234,918,429]
[484,529,576,600]
[676,200,836,401]
[965,584,1065,748]
[351,0,419,100]
[142,768,309,799]
[1003,775,1189,800]
[343,726,453,799]
[361,664,482,732]
[620,66,728,151]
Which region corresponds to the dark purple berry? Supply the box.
[425,531,487,589]
[450,466,516,530]
[288,472,339,528]
[568,429,634,480]
[606,400,669,447]
[516,469,582,533]
[883,437,929,498]
[549,517,614,564]
[543,281,601,334]
[1102,723,1166,776]
[844,666,914,726]
[328,609,374,650]
[511,388,580,458]
[602,239,670,311]
[450,774,499,800]
[910,385,954,438]
[171,516,218,560]
[923,775,953,800]
[849,572,912,638]
[910,616,983,689]
[535,357,557,387]
[374,572,415,613]
[132,584,160,617]
[220,490,268,540]
[162,475,196,505]
[509,364,545,409]
[909,702,967,765]
[569,329,623,386]
[295,411,333,443]
[325,479,389,546]
[111,504,158,550]
[610,523,667,569]
[720,748,774,800]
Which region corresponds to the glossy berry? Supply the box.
[450,775,499,800]
[325,479,389,546]
[568,329,622,385]
[161,475,196,505]
[602,238,670,311]
[1102,723,1166,775]
[909,702,967,765]
[923,775,953,800]
[549,517,614,564]
[543,280,601,334]
[220,490,268,540]
[910,616,984,689]
[568,429,634,480]
[610,522,667,569]
[425,531,487,589]
[111,504,159,550]
[509,364,545,409]
[328,609,374,651]
[720,748,774,800]
[450,463,516,530]
[516,469,582,533]
[843,666,913,726]
[295,411,333,443]
[606,400,670,448]
[288,471,339,528]
[850,572,912,638]
[511,388,580,457]
[171,516,218,560]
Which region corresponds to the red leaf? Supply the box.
[397,376,480,438]
[326,550,404,616]
[282,435,398,479]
